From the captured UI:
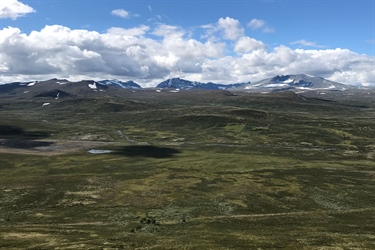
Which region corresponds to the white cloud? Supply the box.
[111,9,129,18]
[152,24,185,38]
[0,0,35,20]
[248,19,265,29]
[217,17,244,40]
[201,17,244,42]
[291,39,325,48]
[247,19,274,33]
[0,20,374,87]
[234,37,266,54]
[107,25,150,36]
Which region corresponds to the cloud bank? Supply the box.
[0,17,374,87]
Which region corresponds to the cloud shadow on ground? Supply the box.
[0,125,49,139]
[0,139,54,149]
[0,125,53,149]
[112,145,181,158]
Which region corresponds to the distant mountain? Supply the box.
[238,74,354,92]
[0,78,140,96]
[0,79,65,96]
[156,78,247,90]
[0,79,111,99]
[97,79,142,89]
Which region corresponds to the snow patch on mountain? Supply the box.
[283,78,294,84]
[88,82,97,89]
[27,82,37,87]
[57,80,69,85]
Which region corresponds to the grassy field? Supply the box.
[0,89,374,249]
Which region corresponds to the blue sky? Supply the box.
[0,0,374,86]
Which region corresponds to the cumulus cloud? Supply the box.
[234,37,266,54]
[0,0,35,20]
[217,17,244,40]
[202,17,244,41]
[247,19,274,33]
[0,17,374,87]
[111,9,130,18]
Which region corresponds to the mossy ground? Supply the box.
[0,90,374,249]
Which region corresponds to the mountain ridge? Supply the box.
[237,74,356,92]
[156,77,247,90]
[97,79,142,89]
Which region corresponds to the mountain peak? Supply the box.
[239,74,354,92]
[157,78,198,89]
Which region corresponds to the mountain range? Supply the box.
[0,74,365,99]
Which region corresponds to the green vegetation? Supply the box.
[0,90,374,249]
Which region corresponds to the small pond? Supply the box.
[88,149,112,154]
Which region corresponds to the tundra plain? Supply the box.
[0,89,374,249]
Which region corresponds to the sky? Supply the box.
[0,0,374,87]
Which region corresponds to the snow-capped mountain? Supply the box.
[97,80,142,89]
[156,78,247,90]
[238,74,354,92]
